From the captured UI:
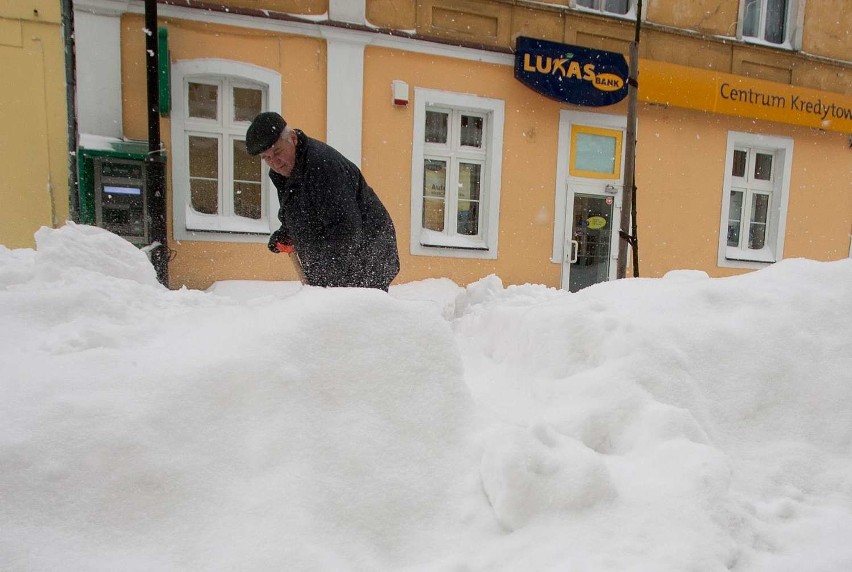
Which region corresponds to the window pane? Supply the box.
[732,149,747,177]
[457,163,481,236]
[575,0,596,8]
[727,190,744,247]
[189,136,219,214]
[749,223,767,249]
[233,140,261,182]
[460,115,483,148]
[575,132,617,175]
[234,182,262,219]
[233,139,262,220]
[189,136,218,178]
[424,159,447,198]
[188,82,218,120]
[425,111,448,144]
[423,159,447,232]
[749,194,770,249]
[458,163,481,201]
[233,87,262,122]
[754,152,773,181]
[742,0,760,37]
[458,201,479,236]
[423,199,445,232]
[765,0,787,43]
[190,180,218,215]
[604,0,629,14]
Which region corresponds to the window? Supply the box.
[170,60,282,242]
[740,0,796,47]
[569,125,623,179]
[573,0,634,17]
[718,132,793,268]
[411,89,504,258]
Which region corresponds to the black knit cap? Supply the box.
[246,112,287,155]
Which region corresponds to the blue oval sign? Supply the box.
[514,37,629,107]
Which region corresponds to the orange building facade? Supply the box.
[61,0,852,290]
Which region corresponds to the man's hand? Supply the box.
[268,229,293,254]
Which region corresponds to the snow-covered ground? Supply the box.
[1,223,851,571]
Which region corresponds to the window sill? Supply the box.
[421,243,489,251]
[741,36,794,51]
[569,6,637,21]
[174,227,270,243]
[412,245,496,259]
[726,246,776,263]
[185,211,273,235]
[718,246,777,269]
[419,230,488,250]
[412,231,496,259]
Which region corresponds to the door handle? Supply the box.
[570,240,579,263]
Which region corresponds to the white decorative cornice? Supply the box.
[72,0,134,17]
[72,0,513,67]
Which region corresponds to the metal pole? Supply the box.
[145,0,168,286]
[617,0,642,279]
[61,0,79,223]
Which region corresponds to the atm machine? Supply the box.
[77,138,153,247]
[92,157,149,246]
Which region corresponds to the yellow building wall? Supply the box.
[636,104,852,278]
[644,0,740,37]
[0,2,68,249]
[362,46,575,288]
[115,6,850,290]
[802,0,852,62]
[782,127,851,261]
[359,45,852,287]
[120,15,326,290]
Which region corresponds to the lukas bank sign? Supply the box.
[514,36,629,107]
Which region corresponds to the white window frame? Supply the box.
[736,0,803,50]
[410,89,504,259]
[717,131,793,269]
[170,59,282,242]
[571,0,640,20]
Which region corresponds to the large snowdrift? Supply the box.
[1,223,850,571]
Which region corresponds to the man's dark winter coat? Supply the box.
[267,130,400,290]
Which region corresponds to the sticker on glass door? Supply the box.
[568,194,613,292]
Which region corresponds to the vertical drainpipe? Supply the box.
[60,0,79,223]
[145,0,169,286]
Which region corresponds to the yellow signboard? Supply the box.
[639,60,852,134]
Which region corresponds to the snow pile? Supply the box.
[35,221,160,286]
[480,423,616,529]
[1,223,851,571]
[456,264,852,571]
[1,225,472,570]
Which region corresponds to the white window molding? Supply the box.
[717,131,793,269]
[736,0,803,50]
[170,59,281,242]
[410,89,504,259]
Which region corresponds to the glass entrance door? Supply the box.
[569,194,613,292]
[556,112,625,292]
